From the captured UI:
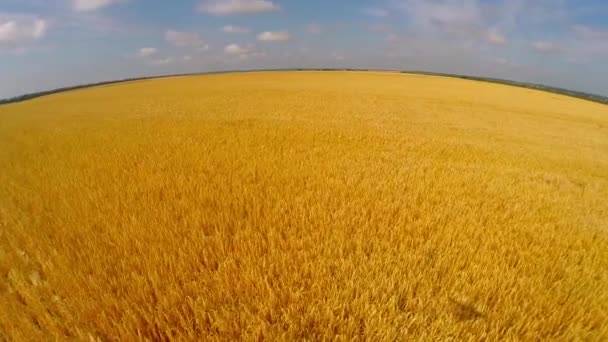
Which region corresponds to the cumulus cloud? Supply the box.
[257,31,290,42]
[198,0,280,15]
[32,20,47,38]
[137,47,157,58]
[221,25,251,34]
[164,30,207,49]
[224,43,261,59]
[0,16,48,50]
[394,0,576,54]
[225,43,249,55]
[72,0,123,12]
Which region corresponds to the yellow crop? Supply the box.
[1,71,607,340]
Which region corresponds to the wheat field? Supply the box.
[1,71,607,340]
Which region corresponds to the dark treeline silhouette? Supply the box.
[0,75,171,106]
[403,71,608,105]
[1,69,607,106]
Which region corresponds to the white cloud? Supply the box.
[72,0,123,12]
[145,54,195,66]
[164,30,206,48]
[221,25,251,34]
[393,1,540,48]
[224,43,259,59]
[198,0,280,15]
[225,43,249,55]
[137,47,157,58]
[148,57,173,66]
[400,0,482,36]
[32,20,47,39]
[257,31,290,42]
[0,16,47,50]
[531,41,561,53]
[0,22,19,48]
[307,23,322,34]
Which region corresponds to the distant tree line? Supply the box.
[0,76,159,105]
[402,71,608,106]
[1,69,607,106]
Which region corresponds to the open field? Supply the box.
[1,71,607,340]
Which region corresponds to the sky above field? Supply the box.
[1,0,608,98]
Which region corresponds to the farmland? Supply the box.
[1,71,607,340]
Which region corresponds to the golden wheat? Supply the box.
[1,71,607,340]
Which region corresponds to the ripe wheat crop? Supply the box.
[1,72,607,340]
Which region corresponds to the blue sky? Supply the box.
[1,0,608,98]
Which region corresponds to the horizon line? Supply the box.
[1,68,607,107]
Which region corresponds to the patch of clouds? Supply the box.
[393,0,528,45]
[257,31,289,42]
[146,54,196,66]
[0,15,48,51]
[534,25,607,63]
[221,25,251,34]
[225,43,249,54]
[224,43,259,59]
[72,0,124,12]
[148,57,173,66]
[198,0,280,15]
[386,0,599,85]
[137,47,157,58]
[397,0,482,36]
[572,25,608,54]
